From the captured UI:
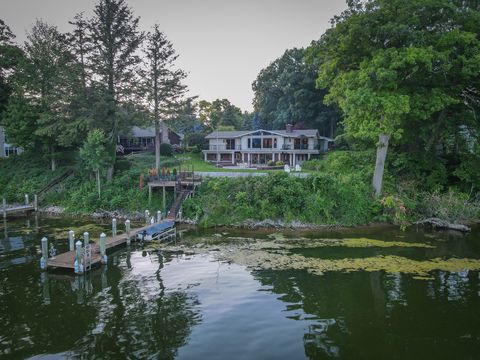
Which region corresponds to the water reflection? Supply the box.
[1,217,480,359]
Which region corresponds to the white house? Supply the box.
[203,124,332,166]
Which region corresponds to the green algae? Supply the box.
[303,237,435,249]
[223,250,480,277]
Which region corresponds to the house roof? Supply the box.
[205,129,320,139]
[125,126,183,138]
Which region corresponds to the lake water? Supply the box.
[1,216,479,359]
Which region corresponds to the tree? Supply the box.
[198,99,243,130]
[143,25,187,171]
[0,19,23,119]
[3,20,80,170]
[89,0,143,178]
[253,47,340,135]
[80,129,112,199]
[313,0,480,195]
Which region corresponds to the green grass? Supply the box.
[174,152,284,173]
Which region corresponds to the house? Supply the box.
[202,124,333,166]
[117,124,183,154]
[0,126,23,158]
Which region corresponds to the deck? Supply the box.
[47,221,174,271]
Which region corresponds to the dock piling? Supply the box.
[100,233,107,264]
[25,194,29,205]
[2,198,6,219]
[112,218,117,240]
[40,237,48,270]
[157,211,162,223]
[125,220,131,245]
[34,194,38,212]
[74,241,83,274]
[68,230,75,251]
[83,232,89,247]
[144,210,150,225]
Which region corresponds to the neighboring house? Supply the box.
[117,125,183,154]
[203,124,333,166]
[0,126,23,158]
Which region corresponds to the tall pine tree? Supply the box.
[89,0,143,178]
[143,24,187,171]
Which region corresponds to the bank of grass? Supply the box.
[1,150,478,226]
[0,151,173,214]
[183,151,480,228]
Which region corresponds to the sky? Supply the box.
[1,0,347,112]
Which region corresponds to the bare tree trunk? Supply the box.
[155,121,161,172]
[96,169,101,199]
[160,121,170,144]
[50,145,56,172]
[373,133,390,197]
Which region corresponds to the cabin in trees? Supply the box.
[203,124,332,166]
[117,125,183,154]
[0,127,23,158]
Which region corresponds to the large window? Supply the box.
[251,138,261,148]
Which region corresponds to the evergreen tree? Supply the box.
[143,24,187,171]
[89,0,143,178]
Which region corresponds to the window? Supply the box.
[263,138,273,148]
[252,138,261,148]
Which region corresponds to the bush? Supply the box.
[160,143,173,157]
[275,160,284,166]
[302,159,323,171]
[417,191,480,222]
[267,160,275,166]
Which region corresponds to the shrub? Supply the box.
[302,159,323,171]
[417,191,480,222]
[275,160,284,166]
[160,143,173,157]
[267,160,275,166]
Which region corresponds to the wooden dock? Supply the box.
[47,221,174,272]
[3,205,35,216]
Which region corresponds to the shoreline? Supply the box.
[33,206,478,233]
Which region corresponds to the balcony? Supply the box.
[204,144,242,151]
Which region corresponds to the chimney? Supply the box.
[286,124,293,133]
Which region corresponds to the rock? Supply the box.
[415,218,471,232]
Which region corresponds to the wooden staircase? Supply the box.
[37,170,74,203]
[166,189,191,220]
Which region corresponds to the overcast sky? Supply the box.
[1,0,347,111]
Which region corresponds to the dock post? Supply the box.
[144,210,150,225]
[40,237,48,270]
[112,218,117,240]
[2,198,6,219]
[125,220,131,245]
[34,194,38,211]
[100,233,107,264]
[74,241,83,274]
[83,232,89,250]
[68,230,75,251]
[157,211,162,223]
[25,194,29,205]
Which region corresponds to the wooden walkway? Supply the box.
[47,222,173,271]
[3,205,35,216]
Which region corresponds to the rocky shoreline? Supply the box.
[36,206,475,232]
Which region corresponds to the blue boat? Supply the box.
[136,221,175,241]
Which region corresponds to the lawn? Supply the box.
[125,152,309,173]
